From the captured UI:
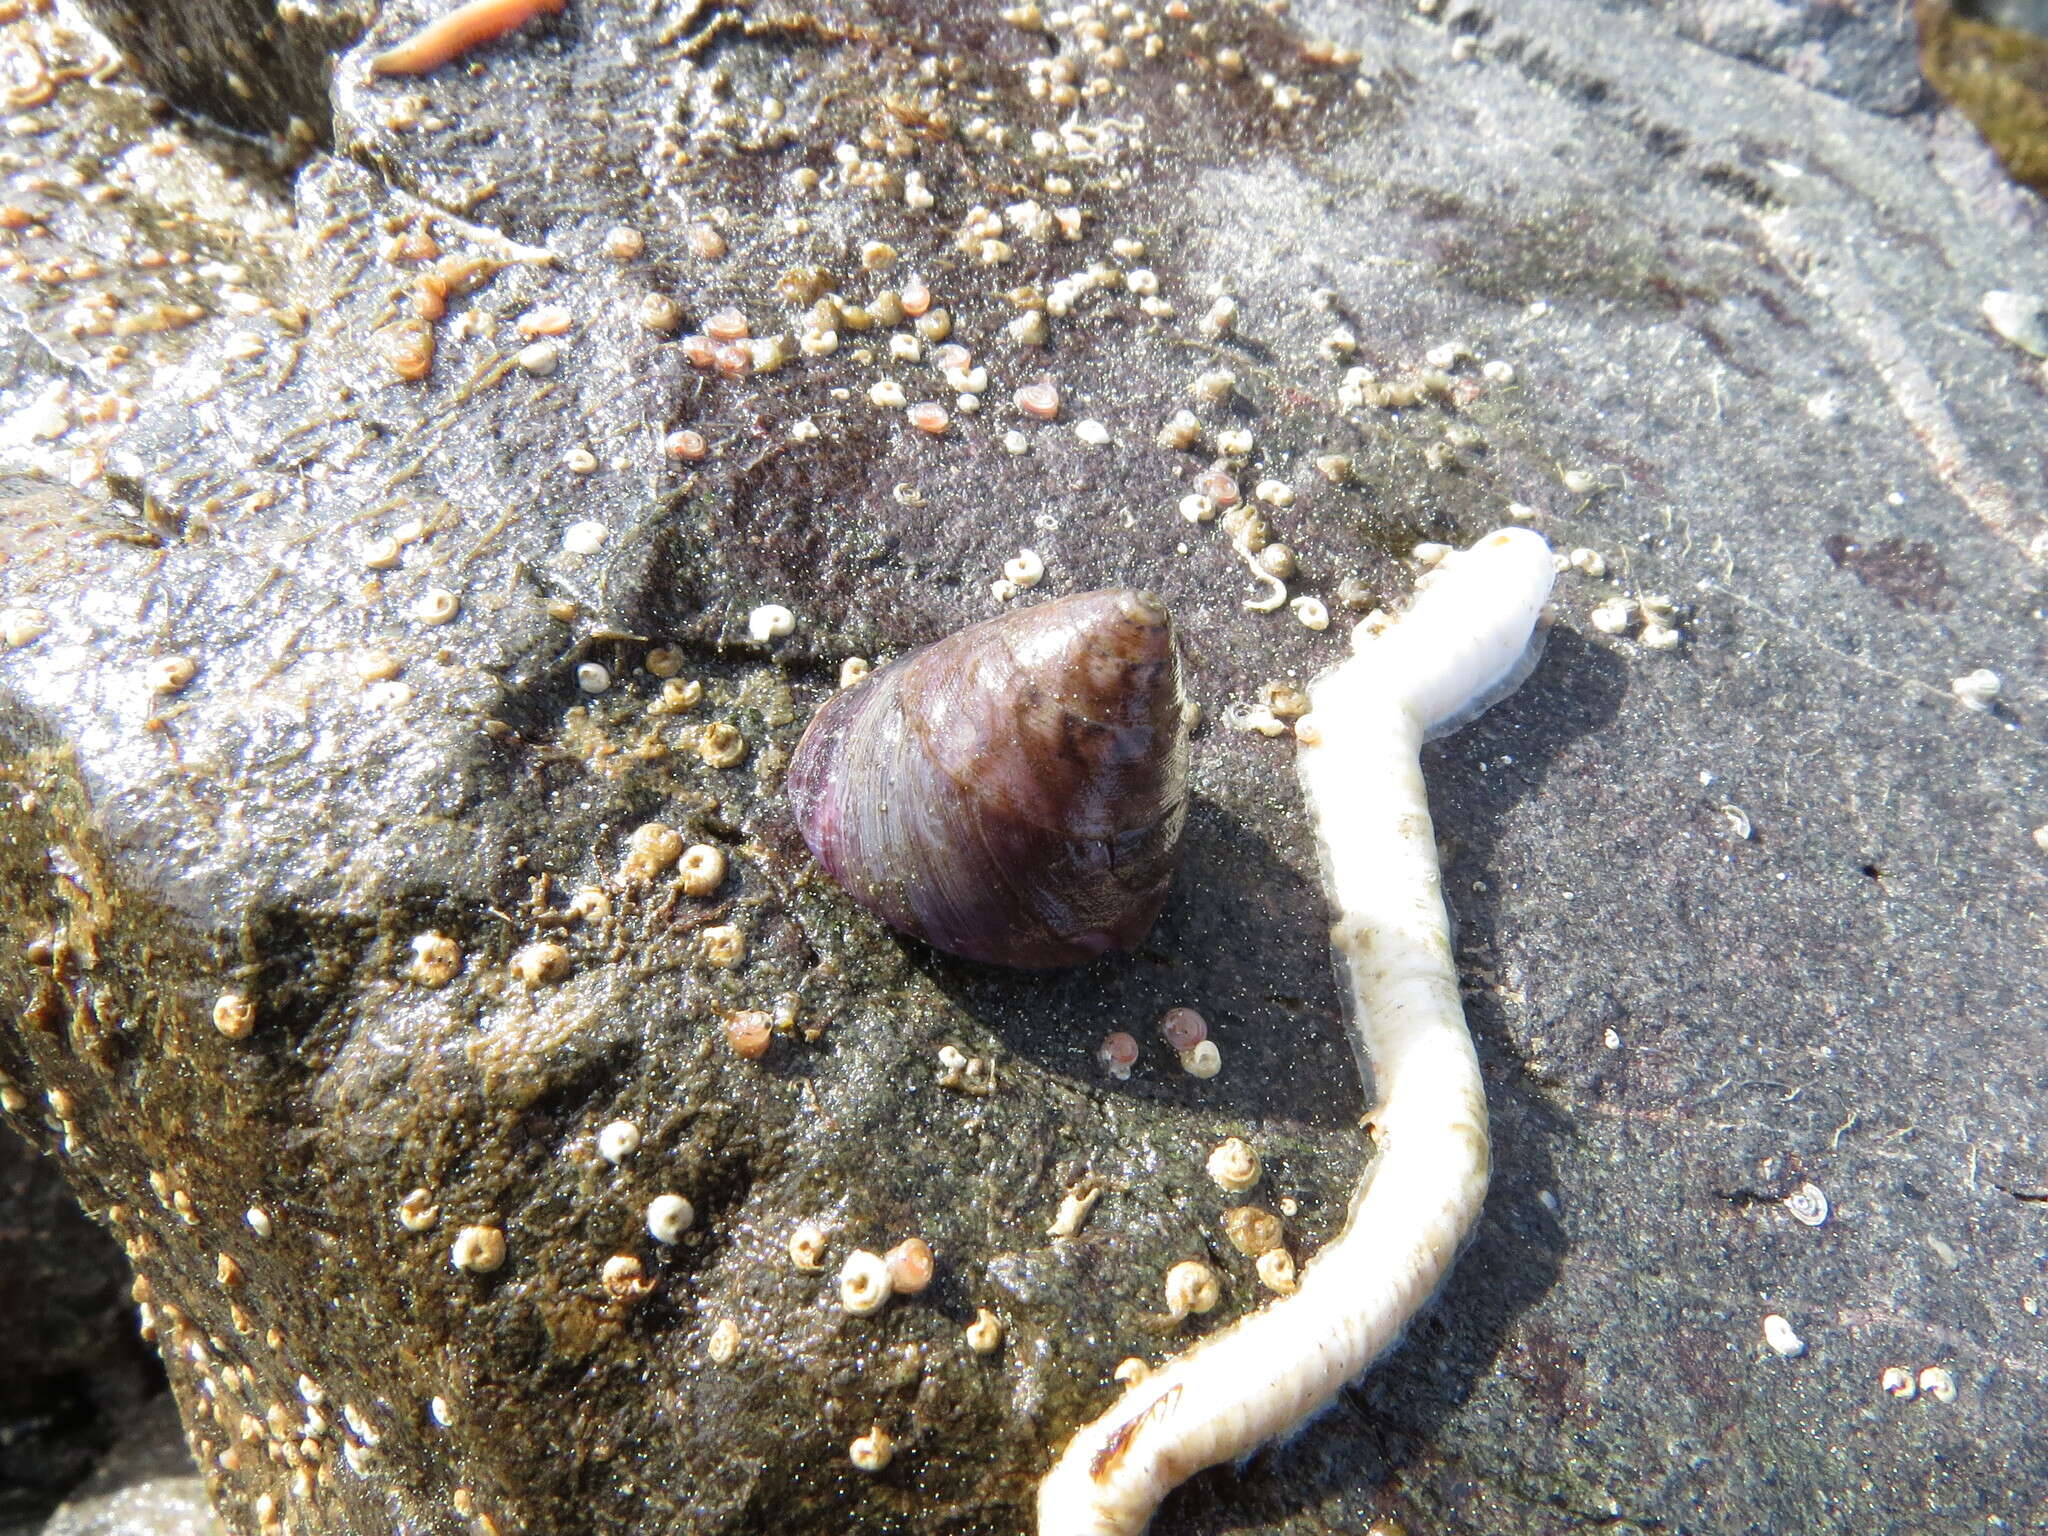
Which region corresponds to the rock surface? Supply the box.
[35,1394,222,1536]
[1,2,2045,1535]
[66,0,372,142]
[0,1127,163,1536]
[1598,0,1926,112]
[40,1481,218,1536]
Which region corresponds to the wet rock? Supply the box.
[40,1482,217,1536]
[39,1395,220,1536]
[1,2,2045,1535]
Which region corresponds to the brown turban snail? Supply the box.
[787,589,1190,968]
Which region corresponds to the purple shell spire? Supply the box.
[787,589,1190,969]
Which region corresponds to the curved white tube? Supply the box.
[1036,529,1557,1536]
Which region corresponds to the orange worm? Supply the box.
[369,0,568,76]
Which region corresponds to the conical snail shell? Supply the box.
[787,589,1190,969]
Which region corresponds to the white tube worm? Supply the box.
[1036,528,1557,1536]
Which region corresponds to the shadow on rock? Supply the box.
[920,787,1360,1133]
[1151,625,1627,1534]
[0,1124,170,1534]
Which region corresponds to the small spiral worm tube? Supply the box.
[1036,529,1557,1536]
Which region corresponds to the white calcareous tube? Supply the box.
[1036,528,1557,1536]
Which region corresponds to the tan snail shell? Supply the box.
[787,590,1189,968]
